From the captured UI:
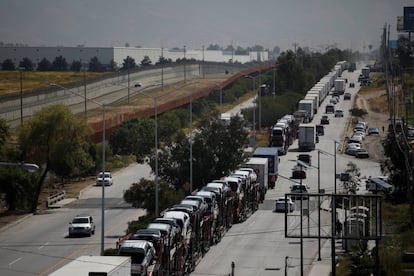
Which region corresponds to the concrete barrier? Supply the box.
[46,191,66,208]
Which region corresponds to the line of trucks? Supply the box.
[269,61,349,153]
[50,148,279,276]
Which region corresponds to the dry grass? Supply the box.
[0,71,109,96]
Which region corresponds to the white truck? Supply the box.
[298,124,316,151]
[304,94,318,115]
[49,256,131,276]
[297,99,314,122]
[334,79,346,95]
[245,157,269,201]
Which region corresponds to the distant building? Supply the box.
[0,45,269,69]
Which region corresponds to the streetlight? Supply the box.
[244,75,256,146]
[50,83,107,256]
[18,68,24,126]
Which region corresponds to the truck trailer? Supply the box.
[298,124,316,151]
[245,157,269,201]
[49,256,131,276]
[252,147,278,189]
[334,79,346,96]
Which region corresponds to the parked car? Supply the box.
[134,81,142,87]
[355,149,370,158]
[349,135,363,144]
[320,115,330,125]
[334,110,344,117]
[96,171,113,186]
[275,197,295,212]
[68,215,95,237]
[353,131,365,140]
[345,144,362,155]
[368,127,380,135]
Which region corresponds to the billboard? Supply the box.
[404,7,414,31]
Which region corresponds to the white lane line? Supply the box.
[38,242,49,249]
[9,257,22,266]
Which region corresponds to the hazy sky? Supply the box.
[0,0,411,52]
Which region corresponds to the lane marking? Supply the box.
[9,257,22,266]
[38,242,49,249]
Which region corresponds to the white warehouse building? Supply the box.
[0,46,269,68]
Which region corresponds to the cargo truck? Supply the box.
[252,147,278,189]
[298,124,316,151]
[334,79,346,96]
[48,256,131,276]
[245,157,269,201]
[297,99,314,122]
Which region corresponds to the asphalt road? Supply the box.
[0,67,383,276]
[191,68,382,276]
[0,163,151,276]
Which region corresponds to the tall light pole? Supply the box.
[161,47,164,89]
[50,83,106,256]
[127,59,130,104]
[184,45,187,82]
[189,91,193,193]
[244,75,256,146]
[19,69,23,126]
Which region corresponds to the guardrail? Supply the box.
[46,191,66,208]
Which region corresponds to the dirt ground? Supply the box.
[347,86,388,162]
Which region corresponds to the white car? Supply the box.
[134,81,142,87]
[345,143,362,155]
[96,171,113,186]
[275,197,295,212]
[353,131,365,140]
[68,215,95,237]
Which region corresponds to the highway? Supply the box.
[0,67,383,276]
[191,68,382,276]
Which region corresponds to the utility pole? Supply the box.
[184,45,186,82]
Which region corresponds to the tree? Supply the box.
[37,58,51,71]
[109,118,154,159]
[343,161,361,194]
[51,55,68,71]
[123,178,184,215]
[0,166,39,211]
[19,57,34,71]
[0,117,10,150]
[207,44,221,50]
[122,56,136,70]
[70,60,82,72]
[140,55,152,66]
[2,59,15,70]
[155,56,172,65]
[153,116,248,191]
[19,104,93,212]
[89,56,104,72]
[108,59,117,71]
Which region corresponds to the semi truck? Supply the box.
[252,147,278,189]
[245,157,269,202]
[334,79,346,96]
[298,124,316,151]
[49,256,131,276]
[297,99,314,122]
